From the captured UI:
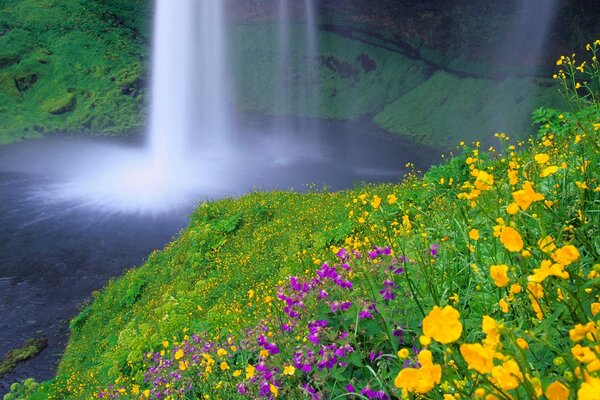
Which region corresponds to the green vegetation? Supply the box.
[0,0,150,144]
[19,42,600,399]
[0,339,47,377]
[231,23,564,149]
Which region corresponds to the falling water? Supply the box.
[148,0,194,169]
[487,0,560,135]
[273,0,319,123]
[149,0,231,165]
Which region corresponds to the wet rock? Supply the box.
[357,54,377,72]
[319,55,357,79]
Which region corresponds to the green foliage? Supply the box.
[3,378,39,400]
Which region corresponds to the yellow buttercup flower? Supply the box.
[387,194,397,204]
[499,227,524,252]
[174,349,184,360]
[534,153,550,164]
[578,377,600,400]
[552,245,580,265]
[371,195,381,209]
[394,349,442,394]
[469,229,480,240]
[540,165,559,177]
[538,236,557,253]
[545,381,570,400]
[506,202,520,215]
[460,343,495,374]
[490,264,510,287]
[423,305,463,344]
[528,259,569,283]
[516,338,529,350]
[512,181,544,211]
[490,359,523,391]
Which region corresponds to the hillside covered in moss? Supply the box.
[0,0,150,144]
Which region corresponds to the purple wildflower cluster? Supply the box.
[98,245,422,399]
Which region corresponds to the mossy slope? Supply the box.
[0,0,150,144]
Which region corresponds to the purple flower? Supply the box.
[430,243,439,258]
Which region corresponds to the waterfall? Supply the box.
[273,0,319,129]
[148,0,231,167]
[148,0,194,169]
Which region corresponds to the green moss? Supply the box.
[0,339,48,377]
[374,71,565,149]
[40,92,75,114]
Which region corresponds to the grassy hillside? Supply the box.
[17,45,600,396]
[0,0,150,144]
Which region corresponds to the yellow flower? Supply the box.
[270,384,279,398]
[233,369,242,377]
[534,153,550,164]
[571,344,596,364]
[474,170,494,191]
[545,381,570,400]
[179,361,188,371]
[460,343,495,374]
[499,227,524,252]
[174,349,184,360]
[423,305,463,344]
[499,298,509,313]
[394,349,442,394]
[506,202,520,215]
[508,169,519,185]
[469,229,480,240]
[538,236,557,253]
[490,359,523,391]
[398,348,410,359]
[245,364,255,379]
[220,361,230,371]
[217,348,228,357]
[387,194,397,204]
[283,365,296,376]
[510,283,522,294]
[490,264,510,287]
[131,385,140,395]
[578,377,600,400]
[516,338,529,350]
[482,316,501,346]
[592,303,600,316]
[512,181,544,211]
[569,322,597,342]
[540,165,559,177]
[371,195,381,209]
[552,245,580,265]
[528,260,569,283]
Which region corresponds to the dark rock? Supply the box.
[357,54,377,72]
[14,73,38,93]
[319,56,357,79]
